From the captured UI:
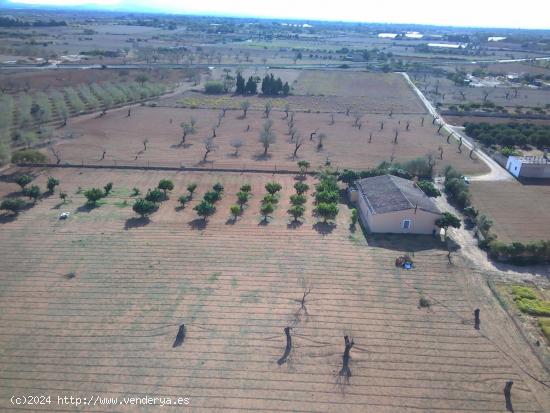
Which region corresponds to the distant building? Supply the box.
[350,175,441,234]
[506,155,550,178]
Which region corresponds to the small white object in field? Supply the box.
[59,212,70,219]
[463,176,470,185]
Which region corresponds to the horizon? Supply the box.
[3,0,550,30]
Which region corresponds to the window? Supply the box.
[402,219,412,230]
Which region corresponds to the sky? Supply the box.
[5,0,550,30]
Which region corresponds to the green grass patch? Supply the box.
[208,272,221,282]
[538,318,550,342]
[511,285,550,316]
[113,200,129,208]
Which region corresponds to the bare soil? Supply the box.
[0,167,548,412]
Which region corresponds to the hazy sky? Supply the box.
[6,0,550,29]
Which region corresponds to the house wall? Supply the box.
[506,156,522,178]
[359,204,440,235]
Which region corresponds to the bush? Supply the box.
[260,202,274,220]
[204,191,221,204]
[265,182,282,195]
[132,198,158,217]
[187,183,197,196]
[288,204,305,221]
[294,182,309,194]
[351,208,358,225]
[539,318,550,342]
[419,297,431,308]
[47,177,60,193]
[204,81,225,94]
[315,190,339,204]
[104,182,113,195]
[290,194,306,206]
[416,180,441,197]
[314,202,338,223]
[178,194,191,207]
[213,183,224,193]
[194,200,216,220]
[0,198,25,214]
[11,149,48,164]
[84,188,104,205]
[158,179,174,195]
[145,188,164,203]
[15,174,33,189]
[262,194,279,205]
[240,184,251,193]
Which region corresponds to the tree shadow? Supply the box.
[252,153,272,161]
[188,218,207,230]
[0,213,17,224]
[225,217,237,225]
[287,220,303,229]
[76,203,99,214]
[258,218,270,226]
[313,221,336,235]
[124,217,150,230]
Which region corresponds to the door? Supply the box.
[402,219,412,233]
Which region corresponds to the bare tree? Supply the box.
[353,113,362,128]
[212,126,217,138]
[438,145,444,160]
[437,123,444,134]
[389,109,393,118]
[292,132,304,158]
[143,138,149,152]
[284,103,290,119]
[447,132,453,144]
[180,122,193,145]
[379,121,384,131]
[459,90,466,100]
[406,121,410,131]
[393,128,399,144]
[259,121,276,156]
[432,116,438,125]
[421,117,425,127]
[264,100,273,118]
[310,128,318,141]
[203,137,216,161]
[330,112,335,125]
[240,100,251,118]
[49,142,61,165]
[338,335,355,382]
[482,90,490,102]
[469,144,477,160]
[458,136,463,153]
[369,132,373,143]
[345,106,351,116]
[230,138,244,156]
[277,327,292,365]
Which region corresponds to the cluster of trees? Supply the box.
[0,175,60,215]
[84,181,114,206]
[489,240,550,265]
[261,74,290,96]
[260,182,282,221]
[464,122,550,149]
[0,17,67,27]
[313,171,339,223]
[229,183,252,221]
[132,179,175,217]
[443,166,471,209]
[235,73,258,95]
[194,183,224,221]
[288,180,309,222]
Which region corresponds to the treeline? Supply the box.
[235,73,258,95]
[261,74,290,96]
[0,17,67,27]
[465,122,550,148]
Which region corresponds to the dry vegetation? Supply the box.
[0,168,545,412]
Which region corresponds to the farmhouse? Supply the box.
[506,155,550,179]
[351,174,441,234]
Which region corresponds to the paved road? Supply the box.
[401,72,513,182]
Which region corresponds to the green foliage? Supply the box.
[436,212,461,230]
[47,177,60,193]
[288,204,305,221]
[265,182,282,195]
[15,174,33,189]
[11,149,48,164]
[444,170,471,210]
[297,160,310,173]
[463,206,479,219]
[131,187,140,196]
[187,183,197,196]
[59,192,68,203]
[511,286,550,316]
[24,185,41,201]
[145,188,164,203]
[236,191,250,207]
[315,190,339,204]
[351,208,358,225]
[230,204,241,219]
[0,140,11,166]
[261,73,287,96]
[204,191,221,204]
[158,179,174,194]
[294,182,309,194]
[178,194,191,207]
[132,198,158,217]
[314,202,339,223]
[488,240,550,265]
[290,194,306,206]
[338,169,359,186]
[262,194,279,205]
[260,202,274,220]
[84,188,104,205]
[464,122,550,149]
[213,183,224,193]
[204,81,225,94]
[539,318,550,342]
[501,147,523,157]
[240,183,251,193]
[416,180,441,197]
[103,182,113,195]
[0,198,25,214]
[194,200,216,220]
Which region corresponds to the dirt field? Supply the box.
[470,180,550,243]
[0,167,547,412]
[48,105,489,175]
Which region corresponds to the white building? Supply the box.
[506,155,550,178]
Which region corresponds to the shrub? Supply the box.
[0,198,25,214]
[294,182,309,194]
[538,318,550,342]
[265,182,282,195]
[314,202,338,223]
[419,297,431,308]
[240,183,251,193]
[84,188,104,205]
[145,188,164,203]
[23,185,41,201]
[288,204,305,221]
[262,194,279,205]
[47,177,60,193]
[204,81,225,94]
[11,149,48,164]
[204,191,221,204]
[132,198,158,217]
[236,191,250,208]
[351,208,358,225]
[260,202,274,220]
[178,195,191,207]
[158,179,174,195]
[315,190,339,204]
[187,183,197,196]
[104,182,113,195]
[194,200,216,220]
[15,174,33,189]
[213,183,224,193]
[290,194,306,206]
[416,180,441,197]
[230,205,241,220]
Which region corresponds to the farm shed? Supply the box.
[351,175,441,234]
[506,155,550,179]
